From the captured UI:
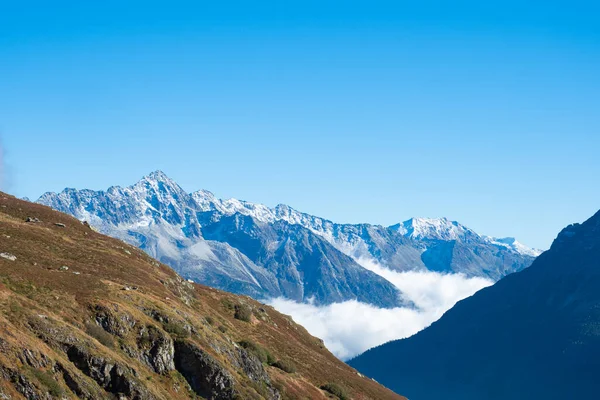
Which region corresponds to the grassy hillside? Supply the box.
[0,192,405,400]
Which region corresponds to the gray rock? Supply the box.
[0,253,16,262]
[135,325,175,374]
[173,340,236,399]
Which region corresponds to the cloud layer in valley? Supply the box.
[267,261,492,360]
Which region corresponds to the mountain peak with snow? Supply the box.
[392,217,480,242]
[135,170,183,191]
[483,236,543,257]
[143,169,171,181]
[38,171,541,288]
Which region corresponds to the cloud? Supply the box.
[266,260,492,360]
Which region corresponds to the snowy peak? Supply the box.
[483,236,543,257]
[141,169,172,183]
[39,170,197,229]
[191,189,221,212]
[38,171,541,285]
[392,217,480,242]
[192,189,277,222]
[391,218,541,256]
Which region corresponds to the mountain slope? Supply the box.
[349,209,600,400]
[38,172,401,307]
[38,171,539,306]
[200,213,401,307]
[0,192,405,400]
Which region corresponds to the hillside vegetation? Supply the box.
[0,193,404,400]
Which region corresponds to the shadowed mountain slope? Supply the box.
[350,209,600,400]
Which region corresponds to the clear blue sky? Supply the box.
[1,1,599,249]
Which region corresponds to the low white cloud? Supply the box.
[266,260,492,360]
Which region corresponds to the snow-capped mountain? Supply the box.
[483,236,543,257]
[38,171,540,305]
[392,217,480,242]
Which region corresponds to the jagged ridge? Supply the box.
[38,171,540,306]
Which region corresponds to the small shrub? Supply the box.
[218,325,227,333]
[321,383,349,400]
[221,298,236,310]
[31,369,64,397]
[238,340,275,364]
[163,321,190,338]
[138,325,162,348]
[8,301,26,318]
[85,322,115,349]
[249,380,273,399]
[205,316,215,325]
[234,304,253,322]
[272,359,296,373]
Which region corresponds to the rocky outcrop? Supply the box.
[173,340,236,399]
[93,304,136,337]
[135,325,175,374]
[234,347,269,384]
[65,345,155,399]
[55,362,108,400]
[0,366,50,400]
[26,316,157,399]
[233,348,281,400]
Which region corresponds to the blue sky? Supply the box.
[1,1,599,249]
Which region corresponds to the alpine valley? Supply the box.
[349,208,600,400]
[38,171,540,310]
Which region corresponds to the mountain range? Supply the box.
[38,171,541,307]
[349,208,600,399]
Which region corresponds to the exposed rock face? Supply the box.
[65,346,152,399]
[93,304,136,337]
[135,325,175,374]
[173,340,236,400]
[26,316,156,399]
[55,362,108,400]
[233,347,270,384]
[232,348,282,400]
[0,367,50,400]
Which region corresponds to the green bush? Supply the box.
[238,340,275,365]
[85,322,115,349]
[272,359,296,373]
[218,325,227,333]
[31,369,64,397]
[221,298,236,310]
[205,316,215,325]
[234,304,253,322]
[321,382,349,400]
[163,321,190,338]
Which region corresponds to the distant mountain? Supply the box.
[349,210,600,400]
[38,171,539,306]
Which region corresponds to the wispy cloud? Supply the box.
[267,261,492,360]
